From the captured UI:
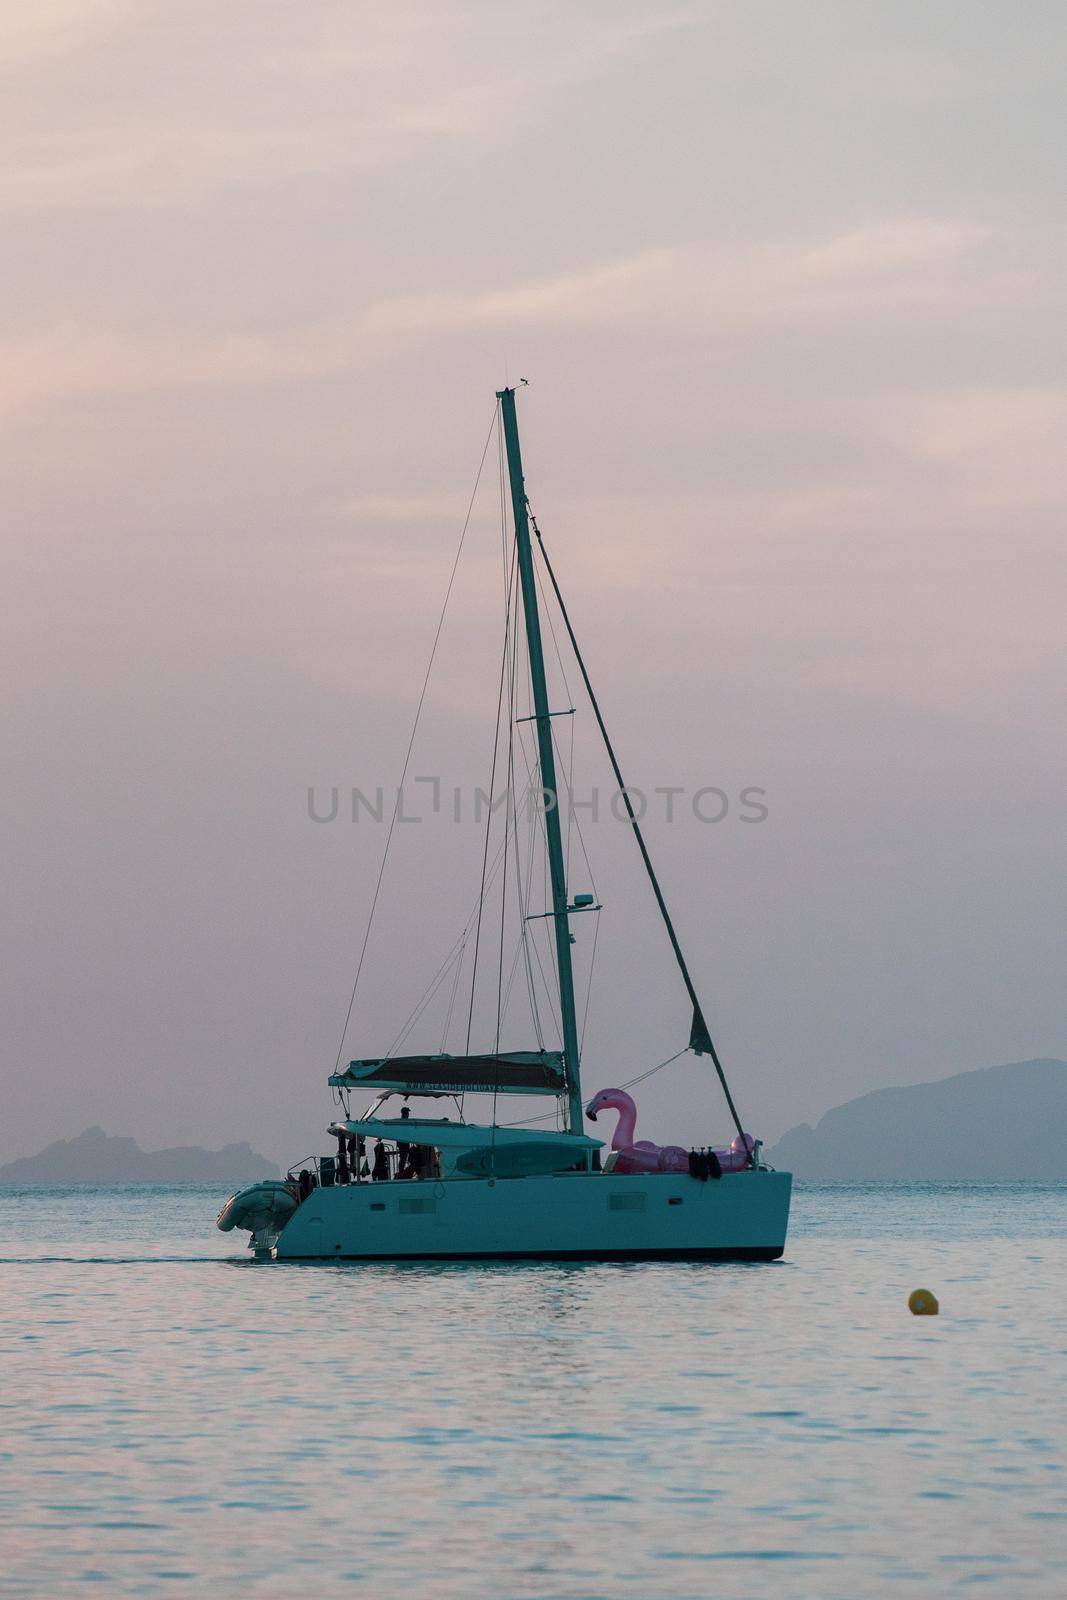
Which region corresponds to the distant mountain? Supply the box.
[766,1059,1067,1179]
[0,1126,279,1184]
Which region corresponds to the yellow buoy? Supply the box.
[908,1287,939,1316]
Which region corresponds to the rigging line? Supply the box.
[520,583,557,1016]
[549,716,599,900]
[502,674,542,1041]
[517,615,565,1025]
[440,933,466,1051]
[498,414,510,601]
[386,779,538,1058]
[620,1047,690,1091]
[506,670,565,1044]
[566,706,575,883]
[331,407,499,1074]
[506,606,565,1047]
[496,407,526,1043]
[532,540,581,892]
[498,922,528,1027]
[532,548,581,881]
[535,715,599,1055]
[503,785,542,1046]
[579,907,600,1055]
[516,743,545,1049]
[464,520,518,1054]
[524,878,563,1044]
[502,1046,690,1126]
[496,579,519,1050]
[491,564,521,1129]
[534,549,575,703]
[386,907,477,1056]
[538,793,559,993]
[529,511,751,1156]
[391,949,465,1057]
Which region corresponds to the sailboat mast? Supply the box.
[498,387,585,1136]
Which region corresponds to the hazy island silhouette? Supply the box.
[766,1059,1067,1179]
[3,1059,1064,1182]
[0,1126,279,1184]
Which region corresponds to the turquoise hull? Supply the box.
[270,1168,792,1262]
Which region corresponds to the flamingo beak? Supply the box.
[586,1107,598,1121]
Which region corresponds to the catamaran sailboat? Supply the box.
[217,387,791,1261]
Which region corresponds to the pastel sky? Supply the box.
[3,0,1065,1164]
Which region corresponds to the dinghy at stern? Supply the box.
[216,1180,298,1255]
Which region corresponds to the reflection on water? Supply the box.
[1,1182,1065,1598]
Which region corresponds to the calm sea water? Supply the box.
[2,1181,1065,1599]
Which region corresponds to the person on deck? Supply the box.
[396,1105,413,1178]
[406,1143,427,1180]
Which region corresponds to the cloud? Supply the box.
[372,219,1004,336]
[1,218,1033,422]
[890,385,1067,514]
[0,0,129,66]
[0,2,700,208]
[339,493,465,522]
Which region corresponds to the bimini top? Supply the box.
[328,1050,566,1096]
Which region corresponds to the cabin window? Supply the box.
[608,1192,647,1212]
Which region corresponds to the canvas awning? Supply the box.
[328,1050,566,1097]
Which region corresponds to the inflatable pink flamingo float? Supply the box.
[586,1088,755,1174]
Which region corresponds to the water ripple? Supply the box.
[0,1180,1064,1598]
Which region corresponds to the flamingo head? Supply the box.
[585,1087,636,1123]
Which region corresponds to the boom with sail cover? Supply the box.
[330,1050,566,1096]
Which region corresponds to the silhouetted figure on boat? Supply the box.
[397,1105,414,1177]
